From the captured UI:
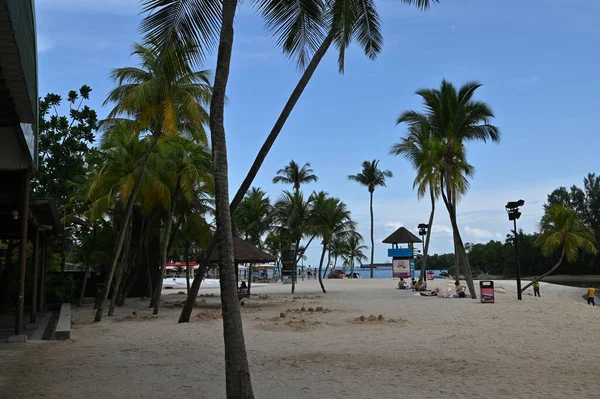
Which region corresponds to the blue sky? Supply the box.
[36,0,600,266]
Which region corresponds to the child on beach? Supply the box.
[587,285,596,306]
[533,279,540,297]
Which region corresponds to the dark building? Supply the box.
[1,0,61,339]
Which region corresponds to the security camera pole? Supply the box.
[505,200,525,300]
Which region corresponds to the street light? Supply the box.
[417,223,429,255]
[505,200,525,300]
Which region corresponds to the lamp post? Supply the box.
[417,223,428,279]
[505,200,525,300]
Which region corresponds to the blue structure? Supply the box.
[383,227,422,278]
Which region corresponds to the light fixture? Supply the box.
[12,210,18,220]
[505,200,525,300]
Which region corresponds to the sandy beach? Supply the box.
[4,278,600,399]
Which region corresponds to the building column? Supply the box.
[30,227,39,324]
[39,235,47,312]
[15,169,30,336]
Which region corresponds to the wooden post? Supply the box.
[15,169,30,336]
[39,235,47,312]
[30,227,39,323]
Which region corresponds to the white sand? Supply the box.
[5,278,600,399]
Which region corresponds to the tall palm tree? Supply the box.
[151,136,213,315]
[391,119,442,283]
[273,190,313,293]
[273,160,318,191]
[521,204,596,293]
[234,187,273,247]
[311,193,356,292]
[397,80,499,299]
[141,1,438,331]
[342,234,368,277]
[93,41,211,322]
[348,160,392,279]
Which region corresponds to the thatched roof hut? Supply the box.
[382,227,422,245]
[209,236,276,264]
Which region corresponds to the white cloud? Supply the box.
[464,226,497,241]
[384,220,403,230]
[431,224,452,234]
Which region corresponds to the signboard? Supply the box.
[392,258,410,278]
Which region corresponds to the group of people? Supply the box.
[298,265,318,281]
[397,277,467,298]
[397,277,428,291]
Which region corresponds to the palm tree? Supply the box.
[391,119,442,283]
[93,41,210,322]
[311,193,356,292]
[273,160,318,191]
[397,80,500,299]
[342,234,368,277]
[151,136,212,315]
[234,187,273,247]
[273,190,313,293]
[521,204,596,293]
[348,160,392,279]
[142,1,438,330]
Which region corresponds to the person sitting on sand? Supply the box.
[415,280,428,291]
[455,281,466,298]
[411,278,417,289]
[398,278,407,289]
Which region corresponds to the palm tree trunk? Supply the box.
[178,32,335,324]
[292,239,300,294]
[521,248,565,293]
[369,190,375,279]
[78,262,91,307]
[78,226,96,307]
[109,220,132,316]
[210,0,254,396]
[317,243,327,293]
[419,189,435,283]
[441,171,477,298]
[145,241,153,298]
[185,244,191,295]
[95,136,158,322]
[247,264,252,297]
[178,241,215,323]
[153,183,180,315]
[119,219,145,306]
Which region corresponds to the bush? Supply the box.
[47,275,76,303]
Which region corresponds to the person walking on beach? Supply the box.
[587,285,596,306]
[533,279,541,297]
[301,268,305,281]
[307,265,312,279]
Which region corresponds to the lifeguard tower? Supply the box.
[382,227,422,279]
